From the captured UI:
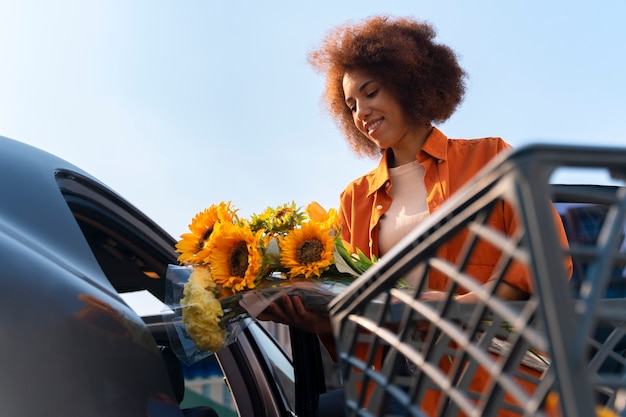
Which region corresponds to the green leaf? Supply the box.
[333,246,361,277]
[334,238,365,275]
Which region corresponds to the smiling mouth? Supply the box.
[366,119,383,135]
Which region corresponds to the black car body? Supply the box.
[0,135,301,417]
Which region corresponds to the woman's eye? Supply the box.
[366,88,378,98]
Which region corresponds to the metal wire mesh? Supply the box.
[329,144,626,417]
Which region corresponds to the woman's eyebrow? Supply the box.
[345,80,377,103]
[359,80,376,92]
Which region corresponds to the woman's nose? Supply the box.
[355,102,371,120]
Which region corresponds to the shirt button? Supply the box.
[438,159,443,163]
[376,205,383,210]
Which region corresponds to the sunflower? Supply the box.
[306,201,340,233]
[249,202,306,235]
[175,202,236,265]
[207,221,263,292]
[279,221,335,279]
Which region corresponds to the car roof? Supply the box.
[0,135,176,298]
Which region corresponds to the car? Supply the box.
[0,134,311,417]
[2,134,624,417]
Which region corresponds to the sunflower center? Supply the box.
[296,239,323,265]
[229,241,249,278]
[197,226,214,252]
[274,208,293,221]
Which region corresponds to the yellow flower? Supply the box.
[208,221,263,292]
[279,221,334,279]
[190,265,216,290]
[249,202,305,235]
[305,201,327,222]
[181,275,226,352]
[306,201,339,233]
[175,202,236,265]
[174,200,372,356]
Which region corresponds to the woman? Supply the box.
[260,15,572,416]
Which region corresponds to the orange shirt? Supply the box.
[338,127,573,294]
[335,128,573,416]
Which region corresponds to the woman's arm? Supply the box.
[420,280,530,303]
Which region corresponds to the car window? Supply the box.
[248,320,296,411]
[56,170,177,301]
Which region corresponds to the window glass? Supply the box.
[248,320,296,411]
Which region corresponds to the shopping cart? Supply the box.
[328,144,626,417]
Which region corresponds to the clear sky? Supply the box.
[1,1,625,239]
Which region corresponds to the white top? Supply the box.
[378,160,429,256]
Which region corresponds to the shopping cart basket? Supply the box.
[328,144,626,417]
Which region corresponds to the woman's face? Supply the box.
[342,69,413,151]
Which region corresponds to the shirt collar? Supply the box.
[366,127,449,196]
[367,151,392,196]
[418,126,448,162]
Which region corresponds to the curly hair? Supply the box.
[308,15,467,159]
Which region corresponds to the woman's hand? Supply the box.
[256,293,333,335]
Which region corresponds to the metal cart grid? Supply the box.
[329,144,626,417]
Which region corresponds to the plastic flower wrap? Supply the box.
[165,201,374,364]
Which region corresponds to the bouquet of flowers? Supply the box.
[165,201,375,364]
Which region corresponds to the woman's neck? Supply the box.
[389,125,433,167]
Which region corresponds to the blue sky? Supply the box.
[1,1,625,239]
